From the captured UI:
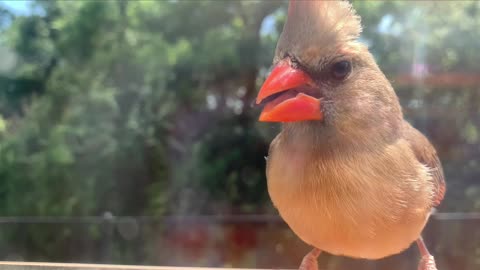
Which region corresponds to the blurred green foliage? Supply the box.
[0,0,479,269]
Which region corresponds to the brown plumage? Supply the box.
[256,1,445,269]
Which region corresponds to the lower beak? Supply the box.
[256,60,323,122]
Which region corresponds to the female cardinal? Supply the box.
[256,1,445,270]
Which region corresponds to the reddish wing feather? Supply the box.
[403,122,446,207]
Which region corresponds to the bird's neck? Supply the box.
[281,120,401,154]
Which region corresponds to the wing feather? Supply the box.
[403,122,446,206]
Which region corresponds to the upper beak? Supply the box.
[256,60,313,104]
[256,60,323,122]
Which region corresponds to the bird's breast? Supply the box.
[266,136,434,259]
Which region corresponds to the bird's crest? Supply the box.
[277,0,362,63]
[287,0,361,41]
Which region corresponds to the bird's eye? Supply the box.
[331,60,352,80]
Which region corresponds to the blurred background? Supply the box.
[0,0,479,269]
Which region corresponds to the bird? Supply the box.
[255,1,446,270]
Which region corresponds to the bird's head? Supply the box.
[256,0,403,145]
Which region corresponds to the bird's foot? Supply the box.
[299,248,321,270]
[416,236,438,270]
[418,254,437,270]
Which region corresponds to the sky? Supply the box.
[0,0,32,15]
[260,15,276,36]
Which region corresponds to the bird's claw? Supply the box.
[299,248,321,270]
[418,255,437,270]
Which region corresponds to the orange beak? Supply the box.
[256,60,323,122]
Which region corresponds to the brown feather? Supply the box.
[403,122,446,207]
[266,124,436,259]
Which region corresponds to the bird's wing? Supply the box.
[403,122,446,207]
